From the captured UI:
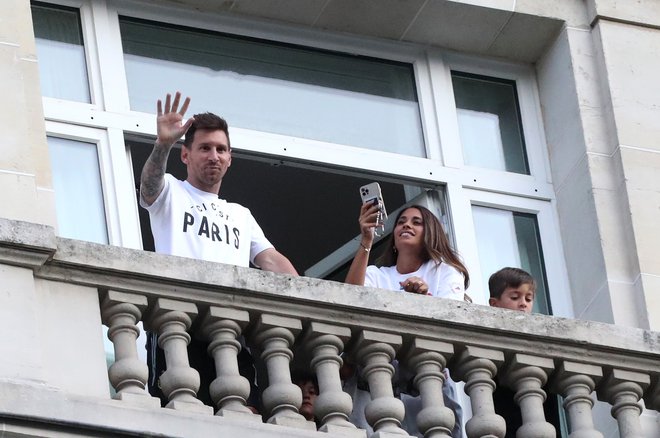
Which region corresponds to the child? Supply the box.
[488,267,535,313]
[488,267,560,438]
[291,370,319,424]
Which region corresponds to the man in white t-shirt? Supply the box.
[140,91,297,274]
[140,92,297,411]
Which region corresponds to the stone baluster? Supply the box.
[353,330,410,437]
[452,346,505,438]
[302,321,365,437]
[251,314,315,430]
[550,361,603,438]
[500,354,555,438]
[100,290,160,408]
[145,298,212,414]
[200,306,261,421]
[402,337,455,438]
[598,369,650,438]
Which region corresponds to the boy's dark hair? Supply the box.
[488,267,536,299]
[183,112,231,149]
[291,369,319,393]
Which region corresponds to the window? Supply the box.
[47,136,108,244]
[32,2,90,102]
[472,205,550,314]
[120,17,424,156]
[452,72,529,174]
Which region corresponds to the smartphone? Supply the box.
[359,182,387,236]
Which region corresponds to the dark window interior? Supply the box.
[129,139,408,280]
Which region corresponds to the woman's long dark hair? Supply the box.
[376,205,470,289]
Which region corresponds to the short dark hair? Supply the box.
[291,369,318,392]
[488,267,536,299]
[183,112,231,149]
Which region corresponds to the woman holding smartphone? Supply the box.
[345,202,469,438]
[346,203,469,298]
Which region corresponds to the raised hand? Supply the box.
[156,91,194,146]
[358,201,380,244]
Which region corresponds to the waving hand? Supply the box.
[156,92,194,146]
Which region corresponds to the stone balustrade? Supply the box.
[1,219,659,437]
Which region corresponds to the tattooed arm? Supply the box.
[140,91,194,206]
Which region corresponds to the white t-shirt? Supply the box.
[364,260,465,300]
[140,174,273,267]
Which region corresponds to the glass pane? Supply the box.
[472,205,550,314]
[120,18,425,157]
[31,3,91,102]
[453,72,529,174]
[48,136,108,244]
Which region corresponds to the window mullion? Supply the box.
[428,49,464,169]
[78,0,104,107]
[459,167,555,201]
[534,202,574,318]
[413,54,441,161]
[90,0,131,113]
[517,72,552,183]
[445,182,484,301]
[107,127,143,249]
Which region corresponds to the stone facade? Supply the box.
[0,0,659,436]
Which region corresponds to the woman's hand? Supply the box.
[358,201,380,246]
[346,203,379,286]
[400,276,430,295]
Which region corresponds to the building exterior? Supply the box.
[1,0,659,437]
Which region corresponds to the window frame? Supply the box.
[450,186,573,317]
[45,121,116,244]
[33,0,104,106]
[438,52,552,181]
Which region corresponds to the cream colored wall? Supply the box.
[536,26,618,326]
[593,18,660,331]
[0,264,47,382]
[0,0,55,227]
[35,278,110,398]
[587,0,660,28]
[534,0,660,331]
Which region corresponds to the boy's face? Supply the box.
[489,283,535,313]
[297,380,318,421]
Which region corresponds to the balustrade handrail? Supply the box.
[3,218,660,437]
[2,218,659,375]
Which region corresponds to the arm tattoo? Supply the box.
[140,141,172,206]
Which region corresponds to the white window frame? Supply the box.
[437,52,552,180]
[46,121,140,248]
[450,185,573,317]
[34,0,105,107]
